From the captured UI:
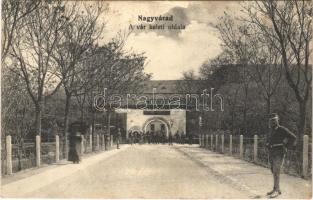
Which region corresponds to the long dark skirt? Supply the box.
[68,138,81,163]
[68,147,80,163]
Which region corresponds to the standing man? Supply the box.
[266,113,297,198]
[116,128,121,149]
[168,131,173,145]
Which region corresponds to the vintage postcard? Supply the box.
[1,0,312,199]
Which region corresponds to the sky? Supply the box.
[101,1,242,80]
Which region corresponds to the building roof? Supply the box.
[141,80,206,94]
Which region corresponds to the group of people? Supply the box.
[128,130,189,145]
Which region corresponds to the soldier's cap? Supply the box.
[269,113,279,120]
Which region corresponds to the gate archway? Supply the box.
[142,117,171,138]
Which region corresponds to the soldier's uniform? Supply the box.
[267,113,296,197]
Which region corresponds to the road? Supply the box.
[23,144,248,198]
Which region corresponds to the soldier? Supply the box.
[147,131,151,144]
[129,131,133,145]
[168,131,173,145]
[266,113,297,198]
[174,131,179,144]
[188,133,193,145]
[116,128,121,149]
[161,130,166,144]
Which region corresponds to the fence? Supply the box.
[199,133,312,179]
[1,133,117,176]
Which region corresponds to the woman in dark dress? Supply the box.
[68,134,81,163]
[68,122,86,164]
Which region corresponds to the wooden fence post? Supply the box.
[201,134,204,147]
[202,134,205,148]
[221,134,225,153]
[36,135,41,167]
[55,135,59,162]
[215,135,218,152]
[110,135,113,147]
[240,135,243,158]
[205,134,209,149]
[302,135,309,178]
[81,135,84,155]
[102,135,105,150]
[89,134,92,152]
[96,134,100,151]
[6,135,12,175]
[211,134,213,150]
[229,135,232,155]
[254,135,258,163]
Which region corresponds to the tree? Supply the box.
[1,0,40,63]
[244,0,312,136]
[52,2,105,155]
[10,0,68,136]
[246,25,283,117]
[216,14,254,135]
[90,35,149,138]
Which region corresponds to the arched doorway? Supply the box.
[142,117,170,138]
[127,125,142,138]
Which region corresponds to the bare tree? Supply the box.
[1,0,40,63]
[247,29,283,116]
[244,0,312,136]
[216,14,253,135]
[10,0,68,136]
[88,35,149,138]
[52,2,105,155]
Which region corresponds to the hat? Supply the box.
[269,113,279,120]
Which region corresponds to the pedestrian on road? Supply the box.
[266,113,297,198]
[68,122,86,164]
[129,131,133,145]
[168,131,173,145]
[116,128,121,149]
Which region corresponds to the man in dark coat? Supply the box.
[266,113,297,198]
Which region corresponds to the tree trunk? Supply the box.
[266,97,271,116]
[107,111,111,136]
[298,100,307,138]
[243,92,248,135]
[80,107,84,123]
[91,108,95,151]
[63,94,72,159]
[34,104,42,136]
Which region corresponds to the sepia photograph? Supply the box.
[0,0,312,199]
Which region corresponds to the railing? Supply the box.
[199,133,312,179]
[11,141,36,173]
[1,133,117,176]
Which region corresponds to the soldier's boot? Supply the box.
[269,190,281,198]
[266,189,276,196]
